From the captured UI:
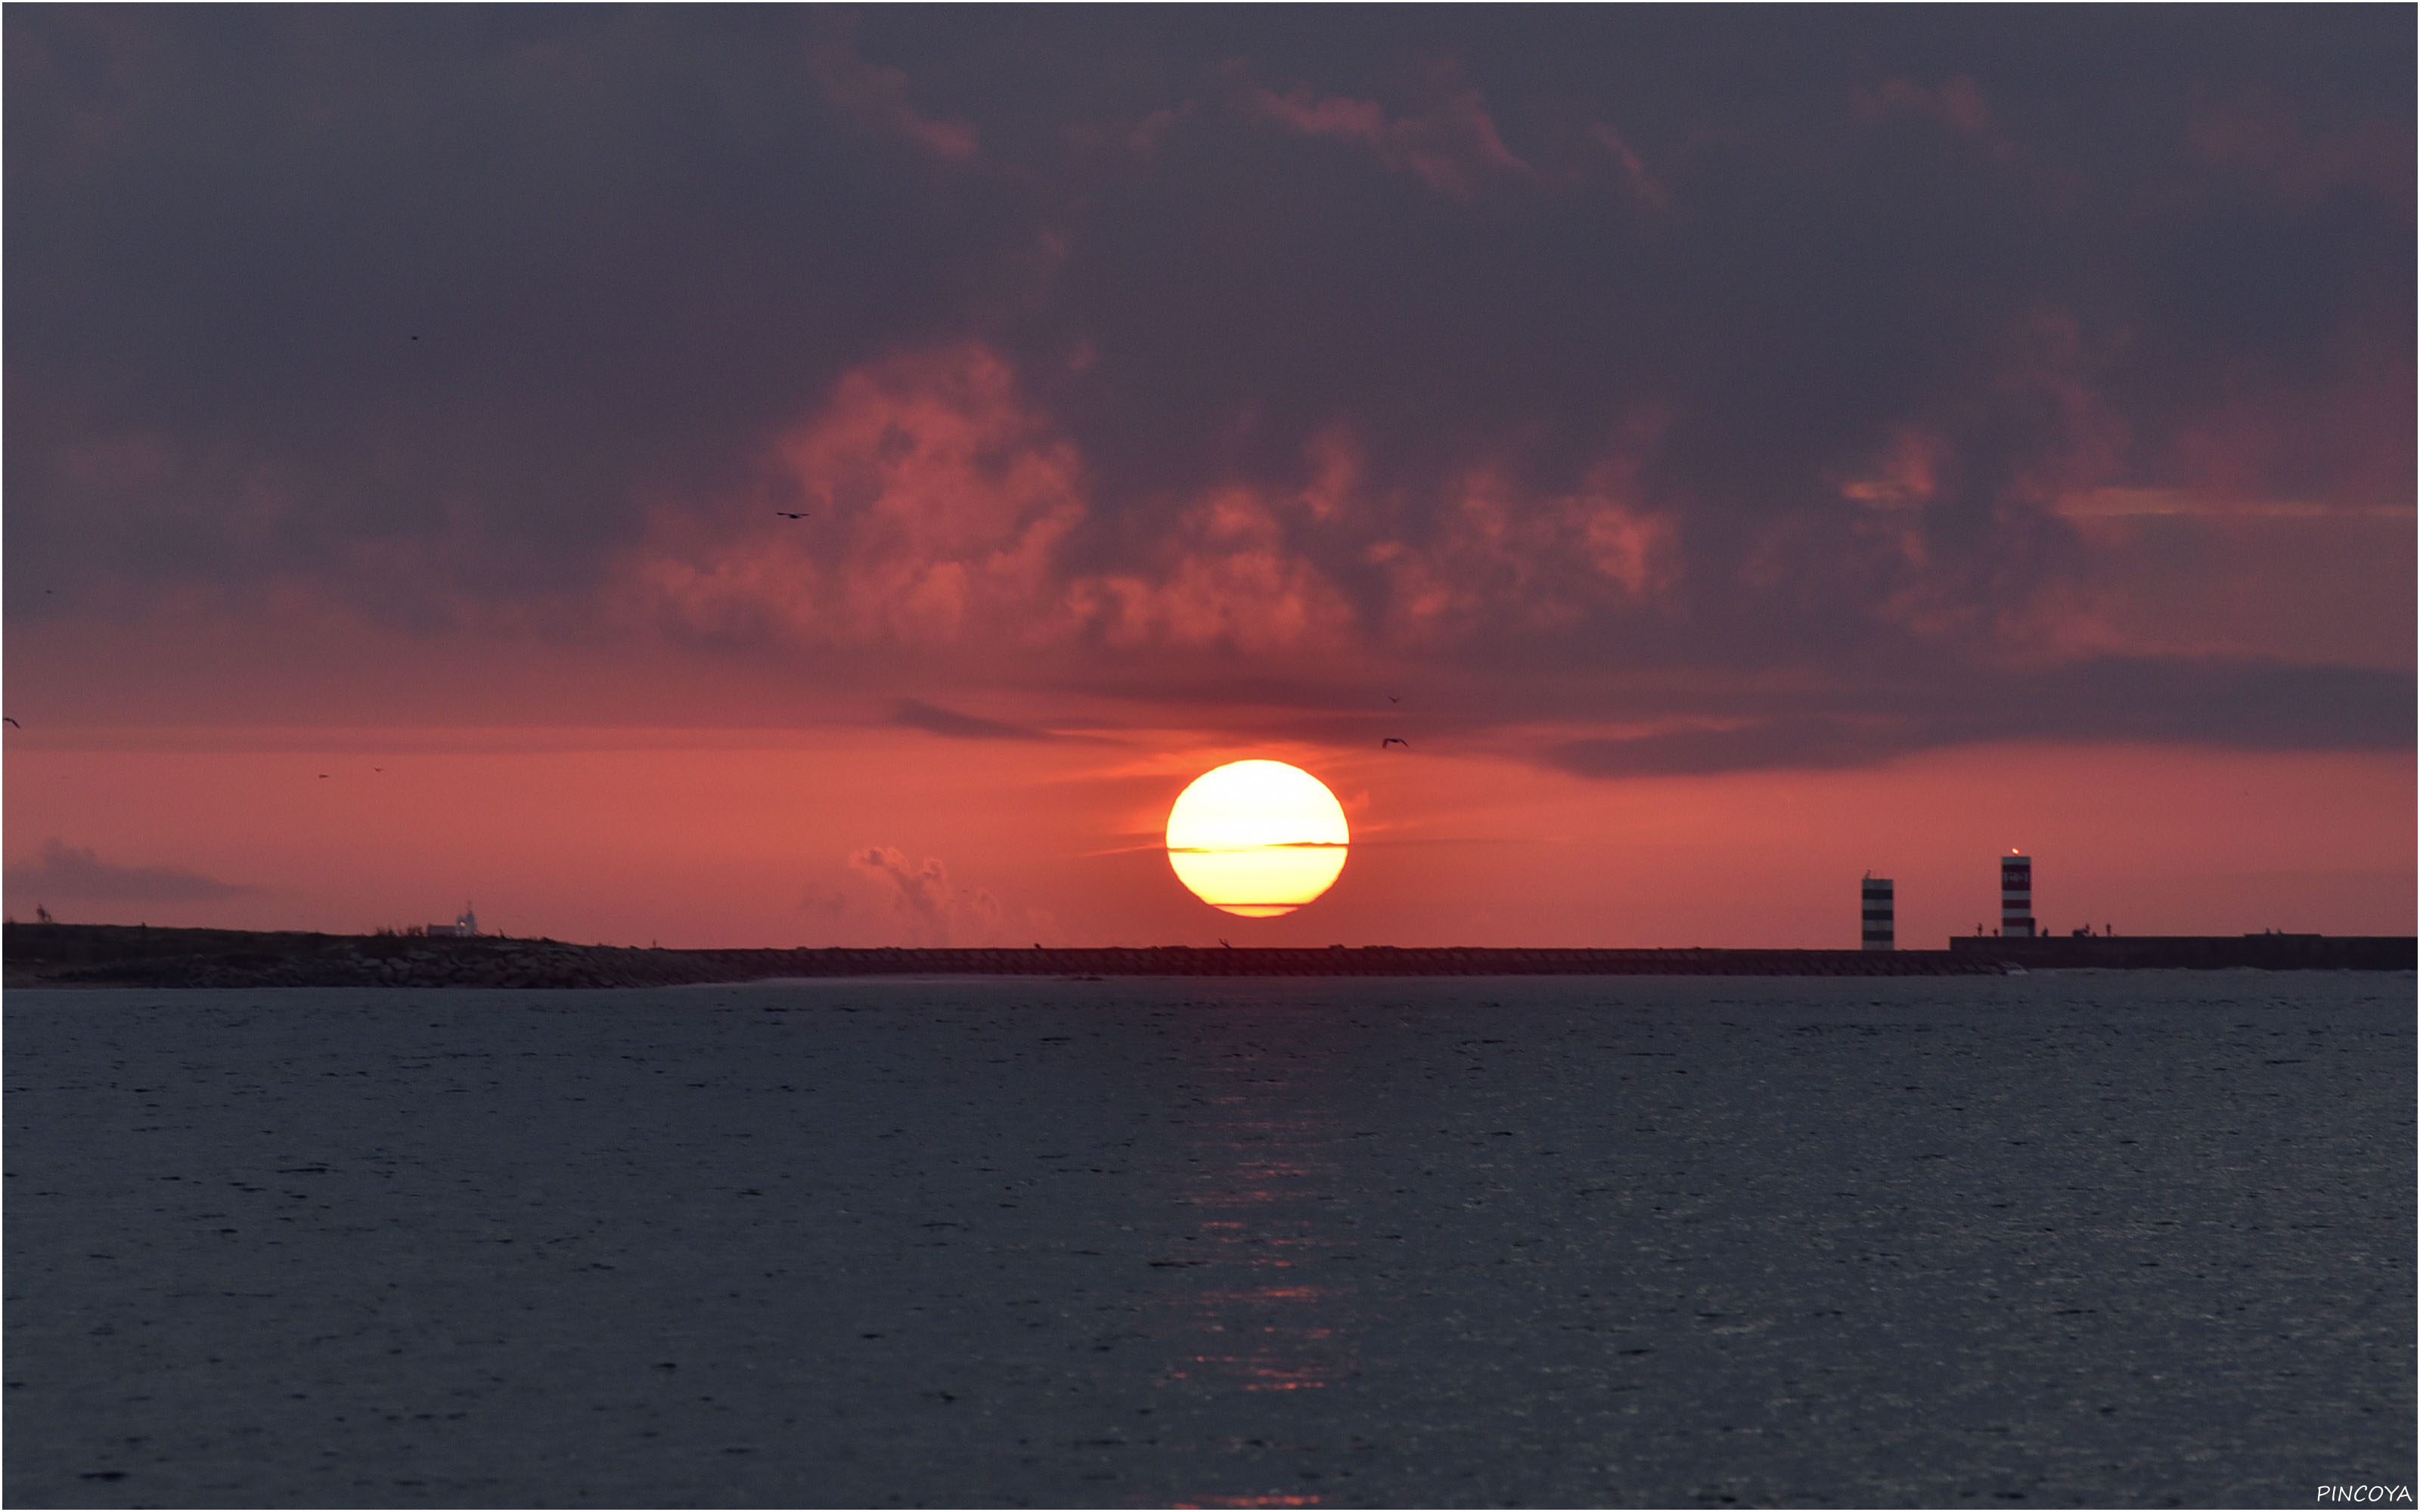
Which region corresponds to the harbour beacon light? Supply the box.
[1861,875,1894,951]
[2000,852,2034,939]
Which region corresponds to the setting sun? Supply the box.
[1165,760,1350,917]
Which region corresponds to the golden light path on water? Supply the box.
[1165,761,1350,917]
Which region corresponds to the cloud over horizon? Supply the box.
[849,844,1004,947]
[5,840,260,905]
[6,8,2408,778]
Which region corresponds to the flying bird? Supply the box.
[2,717,17,727]
[1387,696,1400,704]
[1382,737,1409,749]
[774,511,810,519]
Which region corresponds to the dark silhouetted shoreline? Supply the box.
[6,923,2409,990]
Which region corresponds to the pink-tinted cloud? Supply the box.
[1835,427,1950,512]
[850,844,1002,946]
[631,345,1703,670]
[629,347,1366,662]
[2158,321,2414,515]
[1239,64,1530,196]
[2040,500,2414,668]
[5,838,258,903]
[630,344,1083,650]
[1854,74,1994,137]
[1850,73,2028,168]
[1066,486,1360,656]
[1585,123,1668,210]
[9,8,2406,802]
[893,699,1087,743]
[807,36,978,162]
[1066,102,1198,162]
[2190,88,2411,209]
[608,311,2409,759]
[1373,463,1676,648]
[1779,306,2131,655]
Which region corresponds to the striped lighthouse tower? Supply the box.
[1860,875,1894,951]
[2000,852,2034,938]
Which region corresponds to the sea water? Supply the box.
[6,973,2412,1507]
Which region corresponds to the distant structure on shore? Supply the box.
[1861,875,1894,951]
[427,906,479,939]
[8,922,2411,987]
[1859,851,2042,947]
[2001,853,2034,939]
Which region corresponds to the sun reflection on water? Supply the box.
[1148,1014,1362,1504]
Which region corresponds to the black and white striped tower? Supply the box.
[1861,875,1894,951]
[2000,852,2034,938]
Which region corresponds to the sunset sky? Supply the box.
[5,8,2411,949]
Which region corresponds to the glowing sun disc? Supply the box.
[1165,760,1349,917]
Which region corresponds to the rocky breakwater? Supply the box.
[282,938,737,990]
[8,925,2012,987]
[4,923,747,990]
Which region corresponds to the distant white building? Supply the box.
[427,906,479,938]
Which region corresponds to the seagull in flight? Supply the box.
[2,717,17,728]
[1382,737,1409,749]
[774,511,810,519]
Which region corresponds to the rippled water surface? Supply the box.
[8,973,2412,1507]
